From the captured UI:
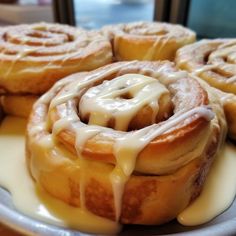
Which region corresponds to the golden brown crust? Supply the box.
[26,61,226,225]
[38,154,212,225]
[0,22,112,94]
[223,98,236,139]
[1,94,38,118]
[176,39,236,139]
[102,21,196,61]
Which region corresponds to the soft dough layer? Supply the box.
[176,39,236,139]
[102,21,196,61]
[26,61,226,225]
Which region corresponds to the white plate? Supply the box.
[0,185,236,236]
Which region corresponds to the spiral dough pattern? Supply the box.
[0,22,112,94]
[176,39,236,139]
[26,61,226,225]
[102,21,196,61]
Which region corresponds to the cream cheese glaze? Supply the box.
[102,21,196,61]
[0,116,121,234]
[79,73,169,131]
[176,39,236,92]
[178,142,236,225]
[0,23,113,95]
[142,36,172,60]
[31,70,216,221]
[0,57,234,233]
[24,55,229,227]
[0,116,236,233]
[110,105,213,221]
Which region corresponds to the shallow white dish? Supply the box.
[0,185,236,236]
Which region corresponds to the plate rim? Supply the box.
[0,189,236,236]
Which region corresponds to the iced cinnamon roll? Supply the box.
[0,22,112,95]
[0,22,112,118]
[26,61,226,227]
[102,21,196,61]
[176,39,236,139]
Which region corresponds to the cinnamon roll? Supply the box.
[0,22,112,95]
[26,61,226,226]
[102,21,196,61]
[176,39,236,139]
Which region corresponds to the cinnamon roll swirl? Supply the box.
[102,21,196,61]
[0,22,112,95]
[26,61,226,226]
[176,39,236,139]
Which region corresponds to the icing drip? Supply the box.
[0,116,235,234]
[0,116,235,233]
[110,106,214,220]
[227,75,236,83]
[193,64,221,75]
[26,58,225,230]
[49,61,136,109]
[0,117,121,234]
[0,23,111,89]
[79,73,169,131]
[192,41,236,85]
[178,142,236,226]
[3,39,40,78]
[142,36,172,60]
[37,68,215,222]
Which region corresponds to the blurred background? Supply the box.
[0,0,235,38]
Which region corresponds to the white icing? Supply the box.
[35,69,216,223]
[142,36,172,60]
[4,40,38,78]
[190,41,236,86]
[49,61,136,109]
[110,105,214,220]
[74,124,101,154]
[219,91,236,104]
[227,75,236,83]
[79,73,169,131]
[25,61,229,234]
[0,116,121,234]
[178,142,236,226]
[193,64,221,75]
[209,42,236,63]
[0,116,234,233]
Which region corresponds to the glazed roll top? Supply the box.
[0,22,112,94]
[26,61,226,225]
[176,39,236,139]
[102,21,196,61]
